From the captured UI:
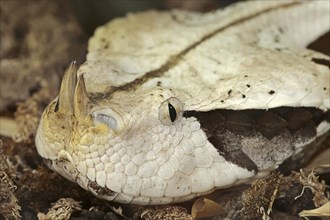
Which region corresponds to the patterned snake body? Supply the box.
[36,1,330,205]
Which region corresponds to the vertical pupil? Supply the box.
[168,103,177,122]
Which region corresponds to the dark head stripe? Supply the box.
[93,2,301,100]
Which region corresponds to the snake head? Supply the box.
[35,62,255,205]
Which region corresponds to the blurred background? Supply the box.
[68,0,238,35]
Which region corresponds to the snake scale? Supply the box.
[35,1,330,205]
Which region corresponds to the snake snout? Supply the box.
[35,62,94,166]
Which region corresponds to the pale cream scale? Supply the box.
[36,1,329,205]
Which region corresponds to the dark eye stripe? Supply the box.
[168,103,177,122]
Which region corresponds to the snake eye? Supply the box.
[159,97,183,125]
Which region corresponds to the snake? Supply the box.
[35,1,330,205]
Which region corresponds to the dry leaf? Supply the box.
[299,201,330,217]
[0,117,17,137]
[191,197,226,219]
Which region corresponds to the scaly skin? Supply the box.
[36,1,330,205]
